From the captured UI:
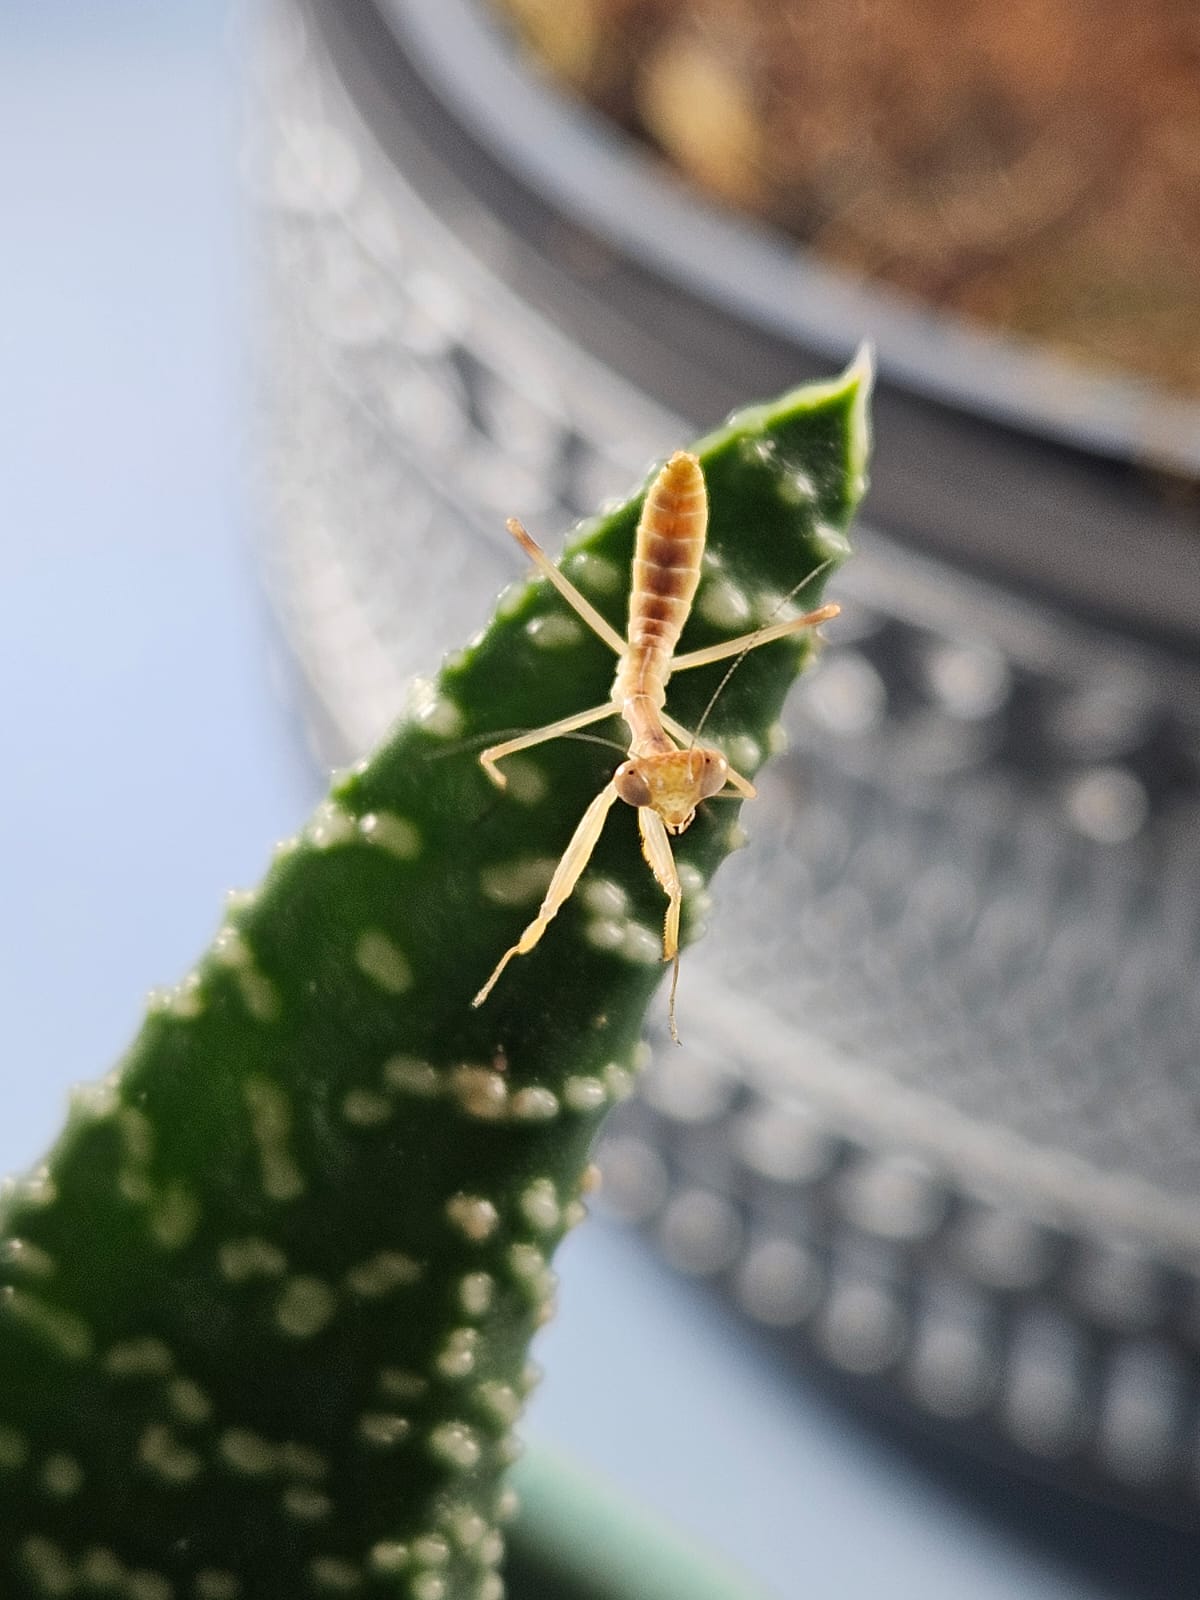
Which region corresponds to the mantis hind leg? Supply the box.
[669,603,840,672]
[505,518,626,654]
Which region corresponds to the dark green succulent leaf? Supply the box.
[0,356,870,1599]
[506,1443,768,1600]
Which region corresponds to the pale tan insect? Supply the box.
[472,450,839,1040]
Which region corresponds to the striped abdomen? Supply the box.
[613,451,707,707]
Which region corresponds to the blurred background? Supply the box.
[3,2,1200,1596]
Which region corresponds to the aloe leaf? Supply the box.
[505,1443,770,1600]
[0,355,871,1599]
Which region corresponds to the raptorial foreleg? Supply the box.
[638,806,684,1044]
[472,781,621,1007]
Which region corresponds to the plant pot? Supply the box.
[256,0,1200,1539]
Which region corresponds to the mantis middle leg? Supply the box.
[480,701,619,788]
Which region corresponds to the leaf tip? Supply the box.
[842,341,875,502]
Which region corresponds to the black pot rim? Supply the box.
[381,0,1200,480]
[310,0,1200,649]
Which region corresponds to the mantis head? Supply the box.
[614,748,729,833]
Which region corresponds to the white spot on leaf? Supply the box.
[428,1421,481,1471]
[139,1424,202,1486]
[445,1195,500,1243]
[449,1066,509,1122]
[2,1289,92,1361]
[435,1328,480,1381]
[345,1252,422,1298]
[580,878,627,918]
[341,1088,392,1127]
[619,924,662,965]
[526,613,584,650]
[480,857,556,908]
[500,758,547,806]
[382,1056,440,1097]
[459,1272,496,1317]
[563,1076,606,1113]
[274,1276,337,1339]
[355,930,413,994]
[212,927,280,1022]
[518,1180,560,1234]
[408,678,464,738]
[244,1078,305,1202]
[357,1412,412,1449]
[40,1454,82,1499]
[219,1237,287,1282]
[282,1485,332,1521]
[369,1542,409,1575]
[358,811,421,859]
[698,575,752,630]
[306,801,357,849]
[475,1381,521,1428]
[509,1087,559,1122]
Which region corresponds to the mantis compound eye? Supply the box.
[614,761,653,808]
[698,751,729,800]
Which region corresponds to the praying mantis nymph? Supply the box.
[471,449,839,1041]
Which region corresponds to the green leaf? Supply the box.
[506,1442,768,1600]
[0,355,871,1599]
